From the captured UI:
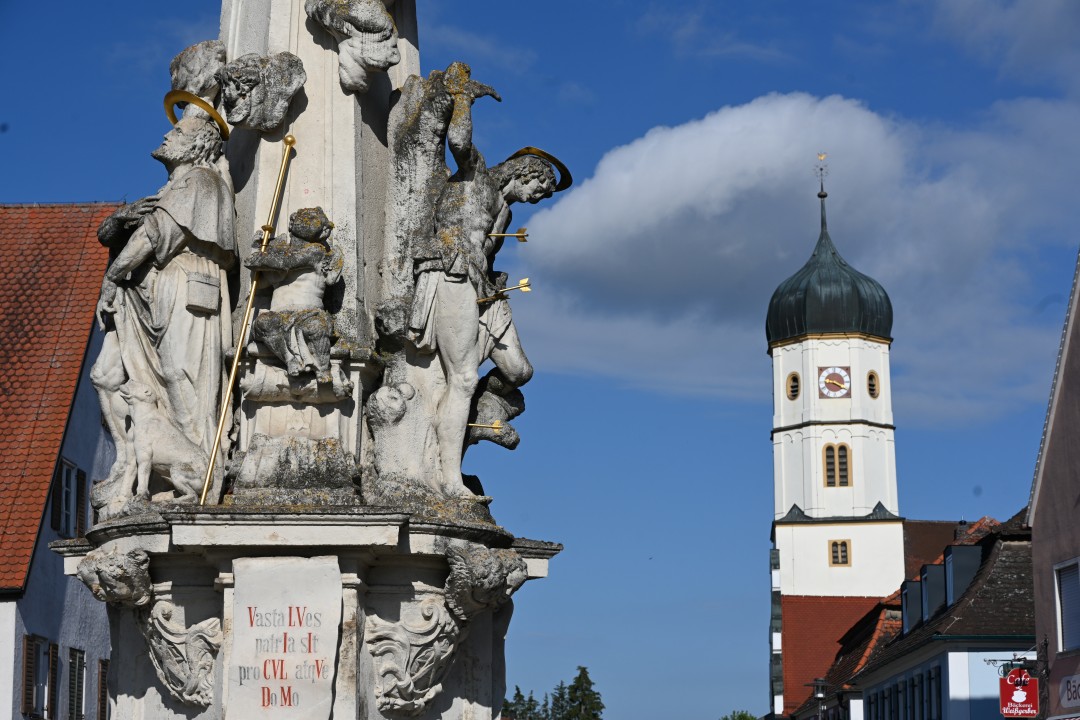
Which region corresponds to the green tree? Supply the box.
[503,685,527,719]
[719,712,757,720]
[550,680,569,720]
[523,691,540,720]
[540,693,551,720]
[565,666,604,719]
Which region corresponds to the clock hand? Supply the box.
[826,378,847,390]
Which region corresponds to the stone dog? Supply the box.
[118,381,209,503]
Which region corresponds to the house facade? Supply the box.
[1028,246,1080,720]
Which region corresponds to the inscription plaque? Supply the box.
[229,556,342,719]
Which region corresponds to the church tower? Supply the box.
[765,181,906,717]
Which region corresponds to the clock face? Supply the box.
[818,366,852,398]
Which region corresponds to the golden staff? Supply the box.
[477,278,531,304]
[199,135,296,505]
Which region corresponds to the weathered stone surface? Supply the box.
[229,556,342,719]
[304,0,400,93]
[91,113,234,520]
[170,40,227,100]
[220,51,306,132]
[233,434,358,494]
[76,547,152,607]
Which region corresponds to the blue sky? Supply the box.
[2,1,1078,717]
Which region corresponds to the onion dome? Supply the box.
[766,187,893,346]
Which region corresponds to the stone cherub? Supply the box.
[218,52,306,132]
[305,0,400,94]
[247,207,344,384]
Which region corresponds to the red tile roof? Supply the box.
[780,595,881,715]
[0,203,115,592]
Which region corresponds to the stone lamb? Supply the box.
[118,381,209,503]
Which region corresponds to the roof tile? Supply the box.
[0,203,115,592]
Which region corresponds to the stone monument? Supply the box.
[53,3,567,718]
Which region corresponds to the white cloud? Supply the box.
[509,92,1079,424]
[929,0,1080,94]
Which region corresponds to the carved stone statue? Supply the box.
[219,52,307,132]
[369,63,570,503]
[365,542,527,716]
[406,69,555,495]
[90,112,235,519]
[170,40,227,100]
[76,547,153,607]
[305,0,400,93]
[247,206,343,384]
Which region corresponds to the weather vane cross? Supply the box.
[816,151,829,196]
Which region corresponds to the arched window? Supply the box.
[830,540,851,566]
[823,444,852,487]
[786,372,800,400]
[868,371,880,399]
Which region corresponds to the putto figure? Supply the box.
[305,0,400,94]
[91,108,235,519]
[247,206,344,384]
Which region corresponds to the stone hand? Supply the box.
[118,196,160,226]
[96,278,118,330]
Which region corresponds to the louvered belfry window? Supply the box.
[824,444,852,487]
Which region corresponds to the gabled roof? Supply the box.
[0,203,114,592]
[854,518,1033,680]
[780,595,882,715]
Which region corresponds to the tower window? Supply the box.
[830,540,851,566]
[823,444,852,487]
[868,371,880,399]
[786,372,800,400]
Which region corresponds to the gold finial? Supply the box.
[815,152,829,198]
[477,278,531,304]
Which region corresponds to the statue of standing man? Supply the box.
[91,110,236,519]
[406,64,565,495]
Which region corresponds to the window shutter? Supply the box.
[22,636,36,715]
[69,650,78,719]
[97,659,109,720]
[825,446,836,486]
[48,643,59,719]
[1060,564,1080,650]
[76,469,88,537]
[838,446,849,486]
[50,466,62,531]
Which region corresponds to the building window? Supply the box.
[823,444,852,487]
[21,636,57,720]
[97,660,109,720]
[830,540,851,566]
[51,460,87,538]
[69,649,86,720]
[868,371,880,398]
[786,372,800,400]
[1058,561,1080,650]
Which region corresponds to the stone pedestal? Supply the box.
[54,507,559,720]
